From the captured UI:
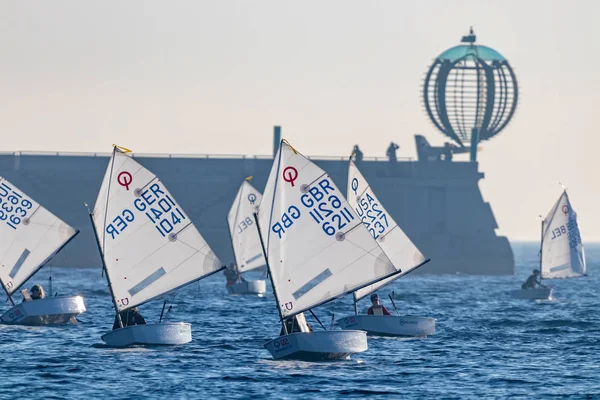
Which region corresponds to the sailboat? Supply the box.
[256,140,406,361]
[0,177,84,325]
[337,160,434,337]
[511,189,586,300]
[89,146,224,347]
[225,179,267,295]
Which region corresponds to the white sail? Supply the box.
[92,147,223,311]
[0,177,78,296]
[347,161,428,301]
[227,180,266,274]
[540,190,586,279]
[257,140,397,318]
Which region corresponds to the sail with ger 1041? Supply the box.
[91,147,223,311]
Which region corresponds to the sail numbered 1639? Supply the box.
[347,160,428,301]
[0,177,78,296]
[258,140,398,319]
[541,190,586,279]
[92,147,223,311]
[227,181,266,274]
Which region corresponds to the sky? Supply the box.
[1,0,599,241]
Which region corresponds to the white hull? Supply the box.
[338,314,436,337]
[0,296,85,325]
[510,287,553,300]
[101,322,192,347]
[264,330,367,361]
[226,280,266,295]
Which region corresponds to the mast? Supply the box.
[225,217,240,274]
[253,211,287,335]
[89,212,123,328]
[539,218,544,283]
[91,146,123,327]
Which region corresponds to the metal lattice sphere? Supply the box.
[423,28,518,148]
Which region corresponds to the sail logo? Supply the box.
[247,193,257,204]
[117,171,133,191]
[282,167,298,187]
[351,178,359,194]
[284,302,293,311]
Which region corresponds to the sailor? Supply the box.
[112,307,147,330]
[280,313,312,335]
[367,293,392,315]
[224,263,245,286]
[521,269,547,290]
[30,284,45,300]
[21,284,46,302]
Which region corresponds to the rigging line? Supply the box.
[309,309,326,331]
[227,183,245,271]
[101,147,119,258]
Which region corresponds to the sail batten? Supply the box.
[92,147,223,311]
[540,191,586,279]
[258,141,399,319]
[347,160,428,301]
[0,177,78,295]
[227,181,267,273]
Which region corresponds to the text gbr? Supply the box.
[271,177,355,239]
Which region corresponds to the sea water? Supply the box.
[1,242,598,399]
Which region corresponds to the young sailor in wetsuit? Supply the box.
[280,313,312,335]
[112,307,147,330]
[521,269,547,289]
[21,284,46,302]
[224,263,246,285]
[367,293,392,315]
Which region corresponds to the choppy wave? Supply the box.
[1,242,600,399]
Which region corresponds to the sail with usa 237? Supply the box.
[92,147,223,311]
[257,140,399,319]
[0,177,78,296]
[347,160,429,301]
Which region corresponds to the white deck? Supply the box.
[0,295,85,325]
[338,314,436,337]
[226,280,267,295]
[101,322,192,347]
[264,330,367,361]
[510,287,553,300]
